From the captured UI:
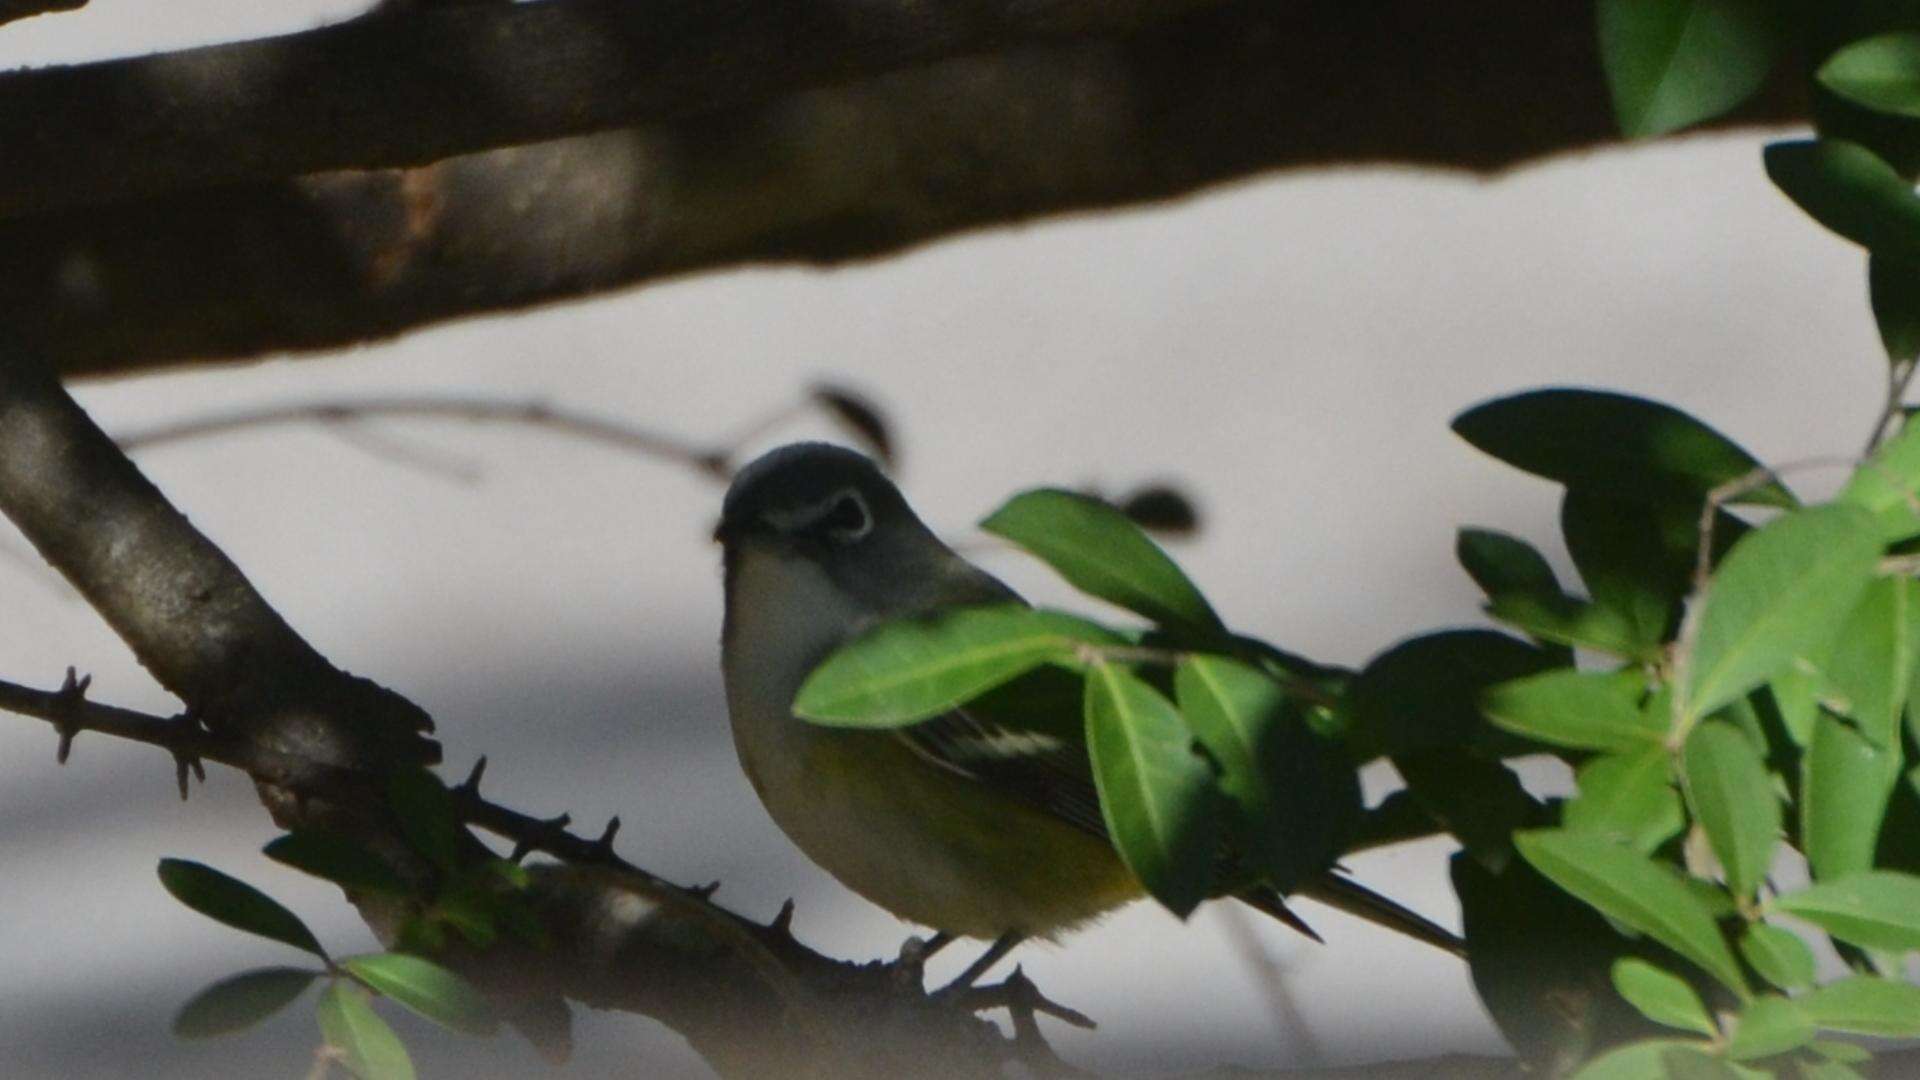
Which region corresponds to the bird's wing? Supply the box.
[890,665,1111,841]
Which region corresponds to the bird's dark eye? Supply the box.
[816,491,871,541]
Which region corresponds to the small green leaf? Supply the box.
[1774,870,1920,950]
[1452,389,1791,506]
[1819,33,1920,118]
[1770,663,1821,747]
[387,769,460,871]
[1800,975,1920,1036]
[317,982,415,1080]
[794,604,1119,727]
[1515,829,1748,996]
[1764,139,1920,262]
[173,967,319,1039]
[1681,719,1780,900]
[1084,661,1216,916]
[1685,505,1882,721]
[1611,957,1717,1037]
[157,859,325,959]
[1568,1040,1722,1080]
[1562,491,1739,653]
[1596,0,1777,137]
[1457,528,1562,600]
[1814,577,1913,746]
[1175,656,1356,891]
[1726,993,1814,1060]
[342,953,497,1036]
[264,831,408,896]
[1738,923,1815,992]
[1871,256,1920,364]
[981,489,1221,632]
[1396,751,1541,872]
[1350,630,1559,761]
[1809,1038,1872,1064]
[1485,591,1655,660]
[1844,414,1920,542]
[1801,711,1903,882]
[1565,746,1685,853]
[1482,668,1662,753]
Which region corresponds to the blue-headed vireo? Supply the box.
[715,443,1461,978]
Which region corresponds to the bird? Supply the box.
[715,441,1462,983]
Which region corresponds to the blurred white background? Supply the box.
[0,3,1886,1077]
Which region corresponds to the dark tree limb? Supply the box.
[0,361,435,767]
[0,0,82,29]
[8,0,1806,378]
[0,0,1219,221]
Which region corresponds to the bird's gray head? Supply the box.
[715,442,912,551]
[716,442,1016,635]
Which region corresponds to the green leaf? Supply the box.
[317,982,415,1080]
[157,859,325,959]
[1814,577,1913,746]
[1610,957,1717,1037]
[1684,505,1882,721]
[1457,528,1562,600]
[1084,661,1216,916]
[1596,0,1776,137]
[1453,389,1792,507]
[1350,630,1559,761]
[1485,591,1656,660]
[1738,923,1815,992]
[1764,139,1920,262]
[1174,656,1356,891]
[1514,829,1748,996]
[1871,256,1920,364]
[1819,33,1920,118]
[794,604,1119,727]
[1809,1039,1871,1065]
[1842,413,1920,541]
[173,967,319,1039]
[1773,870,1920,950]
[981,488,1221,633]
[1681,719,1780,900]
[1769,664,1821,747]
[1568,1040,1722,1080]
[387,769,460,871]
[1481,668,1663,753]
[1725,993,1814,1060]
[1800,975,1920,1036]
[1801,711,1903,882]
[342,953,497,1036]
[1396,751,1541,872]
[1562,492,1677,650]
[264,831,408,896]
[1565,746,1685,854]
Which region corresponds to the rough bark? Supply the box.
[3,0,1804,378]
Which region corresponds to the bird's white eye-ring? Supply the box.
[815,489,872,542]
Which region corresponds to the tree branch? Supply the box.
[0,0,1220,221]
[9,0,1804,378]
[0,0,82,29]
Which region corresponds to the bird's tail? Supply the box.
[1238,874,1466,958]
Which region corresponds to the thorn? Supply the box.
[51,665,92,764]
[688,881,722,901]
[769,898,795,936]
[168,712,205,800]
[591,816,620,859]
[456,755,488,796]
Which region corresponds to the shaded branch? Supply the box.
[0,0,1220,221]
[0,0,82,29]
[9,0,1805,378]
[0,361,435,766]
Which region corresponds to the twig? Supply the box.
[117,397,730,479]
[1864,358,1919,457]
